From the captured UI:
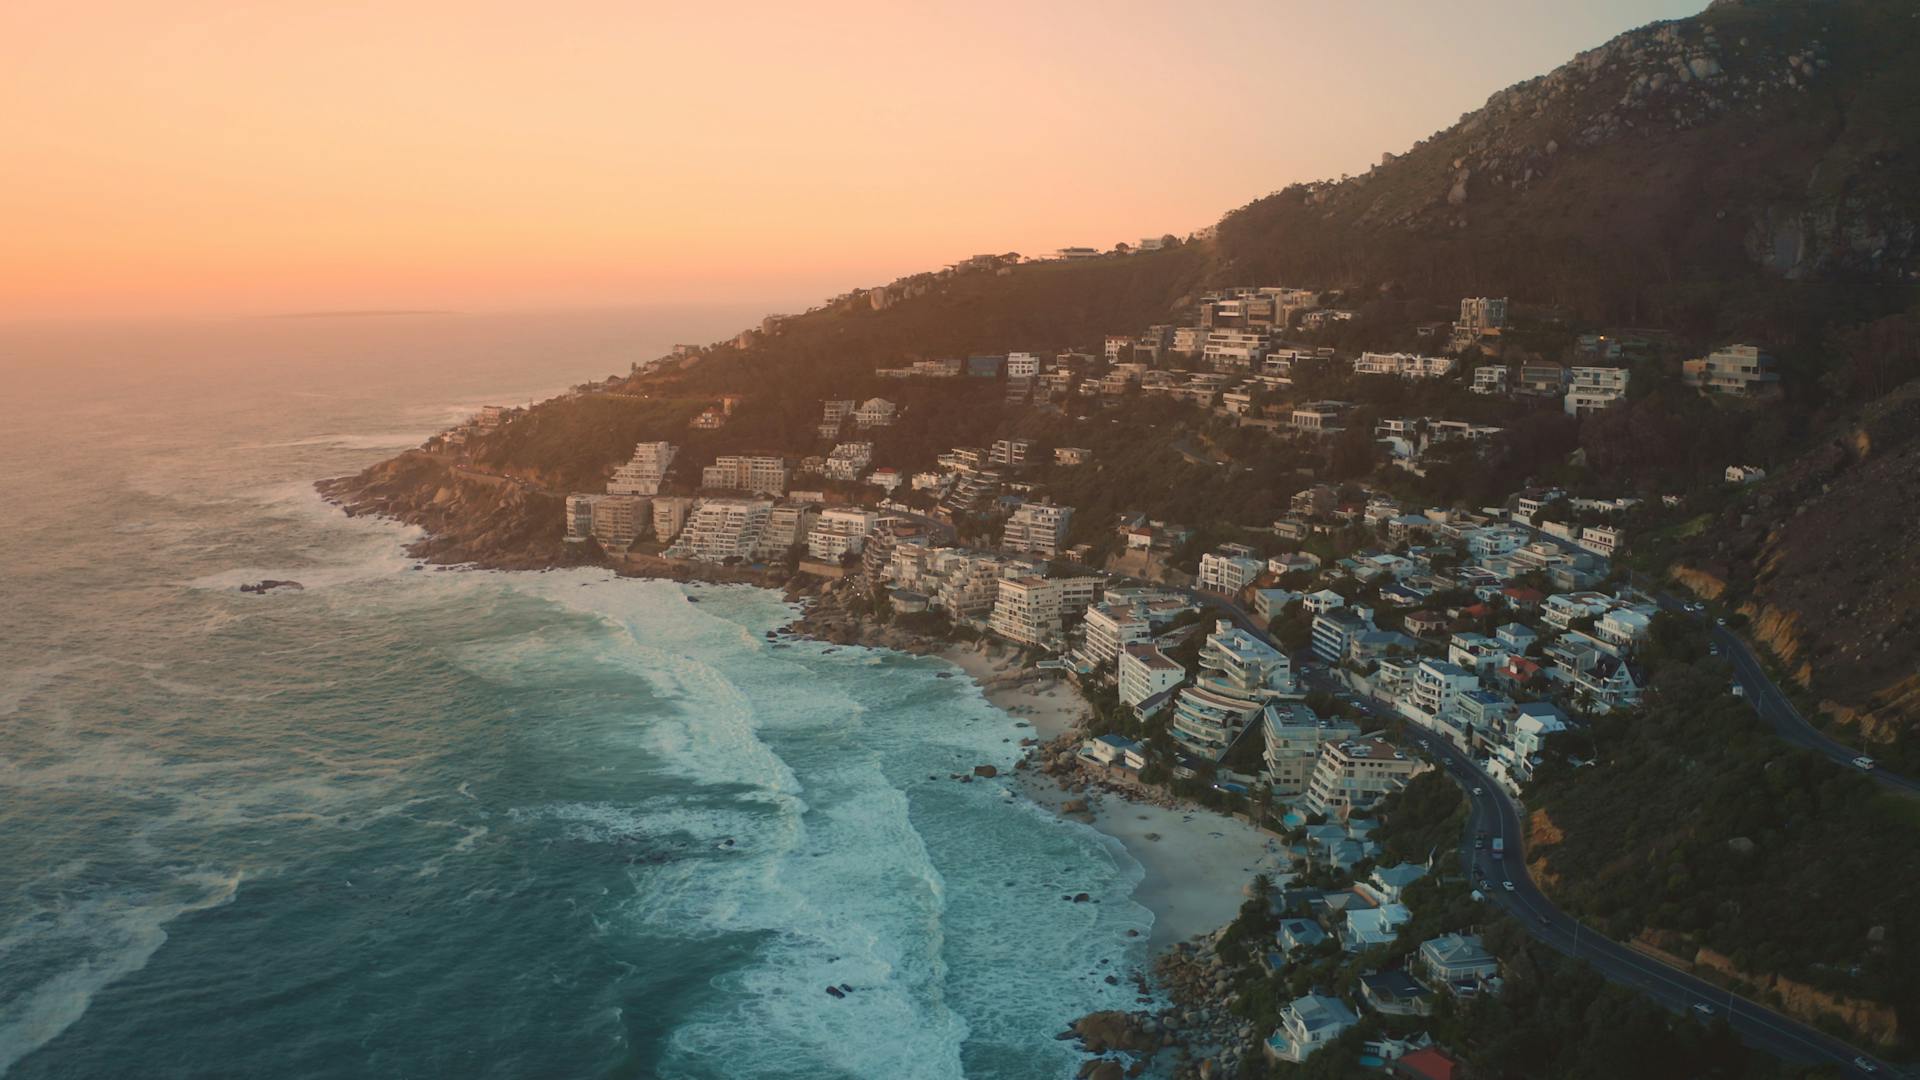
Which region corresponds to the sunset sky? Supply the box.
[1,1,1704,319]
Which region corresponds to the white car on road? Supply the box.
[1853,756,1877,771]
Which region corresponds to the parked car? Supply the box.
[1502,880,1515,892]
[1853,756,1877,771]
[1716,616,1727,626]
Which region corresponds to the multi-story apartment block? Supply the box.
[1005,352,1043,378]
[1082,603,1155,671]
[1471,365,1510,394]
[701,455,789,496]
[1197,552,1264,596]
[1201,329,1271,369]
[650,496,694,545]
[822,442,874,482]
[1409,660,1479,724]
[1682,344,1780,398]
[1170,326,1209,357]
[1577,524,1622,559]
[1291,401,1350,434]
[1001,501,1072,558]
[1353,352,1457,379]
[1564,367,1630,416]
[988,575,1102,650]
[1263,704,1360,797]
[757,504,817,558]
[607,441,677,496]
[1170,621,1294,760]
[1312,607,1373,665]
[565,493,649,549]
[853,397,898,429]
[1301,736,1424,818]
[669,498,773,563]
[932,550,1036,618]
[1450,296,1508,352]
[989,438,1033,467]
[1515,364,1568,396]
[1118,643,1186,710]
[804,508,878,562]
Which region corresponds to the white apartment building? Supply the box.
[1472,366,1511,394]
[1291,402,1349,433]
[701,455,789,496]
[670,499,773,563]
[1410,660,1479,724]
[1311,607,1373,665]
[1263,704,1361,797]
[1201,329,1271,369]
[990,438,1033,467]
[1170,621,1293,760]
[1118,643,1186,709]
[651,496,694,545]
[823,442,875,481]
[1353,352,1457,379]
[1577,524,1622,559]
[1564,367,1630,416]
[1171,326,1209,357]
[805,508,878,562]
[989,575,1102,649]
[1002,502,1072,558]
[853,398,898,428]
[1197,552,1264,596]
[1005,352,1042,378]
[758,504,817,557]
[933,550,1036,618]
[1082,603,1154,670]
[1301,736,1425,818]
[565,494,601,542]
[607,441,677,496]
[1683,344,1780,397]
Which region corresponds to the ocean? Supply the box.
[0,310,1155,1079]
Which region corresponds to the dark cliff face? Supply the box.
[1215,0,1920,333]
[318,451,586,569]
[1680,380,1920,766]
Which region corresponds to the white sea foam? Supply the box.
[482,569,1151,1079]
[0,870,242,1075]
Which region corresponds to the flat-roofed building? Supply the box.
[1302,736,1425,818]
[701,455,788,496]
[1118,643,1186,709]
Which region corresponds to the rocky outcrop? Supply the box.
[318,451,587,569]
[1634,931,1900,1046]
[1676,379,1920,767]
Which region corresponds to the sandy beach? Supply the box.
[939,643,1288,952]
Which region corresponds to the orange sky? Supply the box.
[0,1,1703,319]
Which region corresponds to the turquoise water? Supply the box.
[0,313,1151,1079]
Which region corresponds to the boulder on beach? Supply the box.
[972,764,998,778]
[1061,799,1089,815]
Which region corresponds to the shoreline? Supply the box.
[320,476,1280,955]
[934,641,1285,955]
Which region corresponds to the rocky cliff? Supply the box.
[318,451,590,569]
[1676,380,1920,766]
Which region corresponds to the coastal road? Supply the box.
[1312,669,1901,1077]
[1629,574,1919,795]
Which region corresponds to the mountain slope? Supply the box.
[1215,0,1920,338]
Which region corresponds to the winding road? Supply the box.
[1306,658,1903,1077]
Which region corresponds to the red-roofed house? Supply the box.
[1500,586,1545,611]
[1393,1047,1460,1080]
[1499,655,1542,685]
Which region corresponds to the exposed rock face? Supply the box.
[1635,931,1901,1046]
[318,451,584,569]
[1676,380,1920,763]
